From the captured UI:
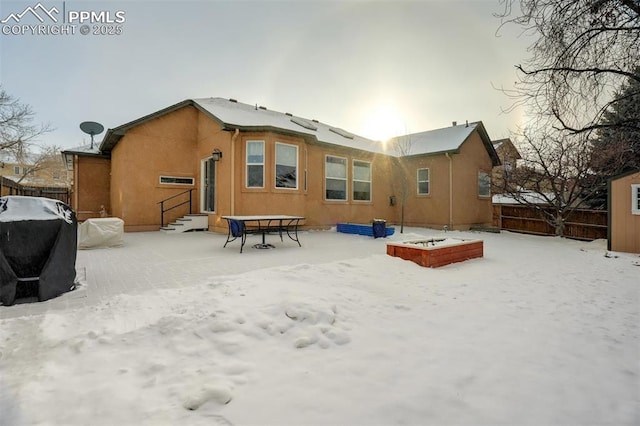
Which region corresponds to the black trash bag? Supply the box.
[0,196,77,305]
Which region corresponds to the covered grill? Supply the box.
[0,196,77,305]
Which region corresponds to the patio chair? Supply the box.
[223,219,248,252]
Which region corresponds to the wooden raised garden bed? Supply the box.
[386,238,483,268]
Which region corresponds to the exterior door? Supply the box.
[202,158,216,212]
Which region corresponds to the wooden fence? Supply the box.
[493,204,607,241]
[0,176,70,204]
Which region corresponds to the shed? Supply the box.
[608,169,640,253]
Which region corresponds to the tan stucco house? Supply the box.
[608,169,640,253]
[62,98,500,233]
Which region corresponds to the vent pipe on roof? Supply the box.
[259,106,267,110]
[452,121,457,126]
[229,98,237,103]
[285,112,292,116]
[466,120,469,127]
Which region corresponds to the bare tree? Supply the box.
[0,87,52,155]
[390,134,413,234]
[12,145,64,185]
[494,126,602,236]
[497,0,640,135]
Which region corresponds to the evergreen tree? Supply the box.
[592,69,640,176]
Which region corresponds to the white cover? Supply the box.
[78,218,124,249]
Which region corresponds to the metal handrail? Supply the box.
[158,189,193,228]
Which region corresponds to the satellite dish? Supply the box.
[79,121,104,149]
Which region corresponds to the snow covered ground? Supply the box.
[1,228,638,426]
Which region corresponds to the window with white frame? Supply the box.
[478,171,491,197]
[246,140,265,188]
[632,184,640,215]
[275,142,298,189]
[14,166,20,175]
[325,155,347,200]
[417,168,430,195]
[353,160,371,201]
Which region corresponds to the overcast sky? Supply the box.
[0,0,532,150]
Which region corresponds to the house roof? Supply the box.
[69,97,499,164]
[492,138,522,161]
[193,98,388,154]
[61,144,102,156]
[60,143,106,171]
[388,121,500,166]
[492,138,508,150]
[94,98,388,155]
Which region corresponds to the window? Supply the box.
[159,176,195,185]
[325,155,347,200]
[478,171,491,197]
[417,168,430,195]
[632,184,640,215]
[246,140,264,188]
[353,160,371,201]
[53,171,60,180]
[275,143,298,189]
[14,166,20,175]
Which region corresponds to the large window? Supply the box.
[417,168,430,195]
[353,160,371,201]
[246,140,264,188]
[325,155,347,200]
[275,143,298,189]
[632,184,640,215]
[478,171,491,197]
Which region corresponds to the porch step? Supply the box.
[160,214,209,233]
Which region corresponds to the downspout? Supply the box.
[445,152,453,229]
[230,128,239,216]
[73,155,79,211]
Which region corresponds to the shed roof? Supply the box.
[608,168,640,182]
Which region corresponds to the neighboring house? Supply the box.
[608,169,640,253]
[0,154,69,187]
[62,98,500,231]
[491,138,521,192]
[0,152,70,198]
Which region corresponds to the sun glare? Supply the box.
[359,104,406,142]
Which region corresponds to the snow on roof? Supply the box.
[61,144,102,156]
[387,123,478,156]
[193,98,389,155]
[492,191,554,205]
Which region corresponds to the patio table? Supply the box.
[221,215,304,253]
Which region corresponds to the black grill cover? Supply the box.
[0,196,77,305]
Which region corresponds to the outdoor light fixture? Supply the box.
[211,149,223,161]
